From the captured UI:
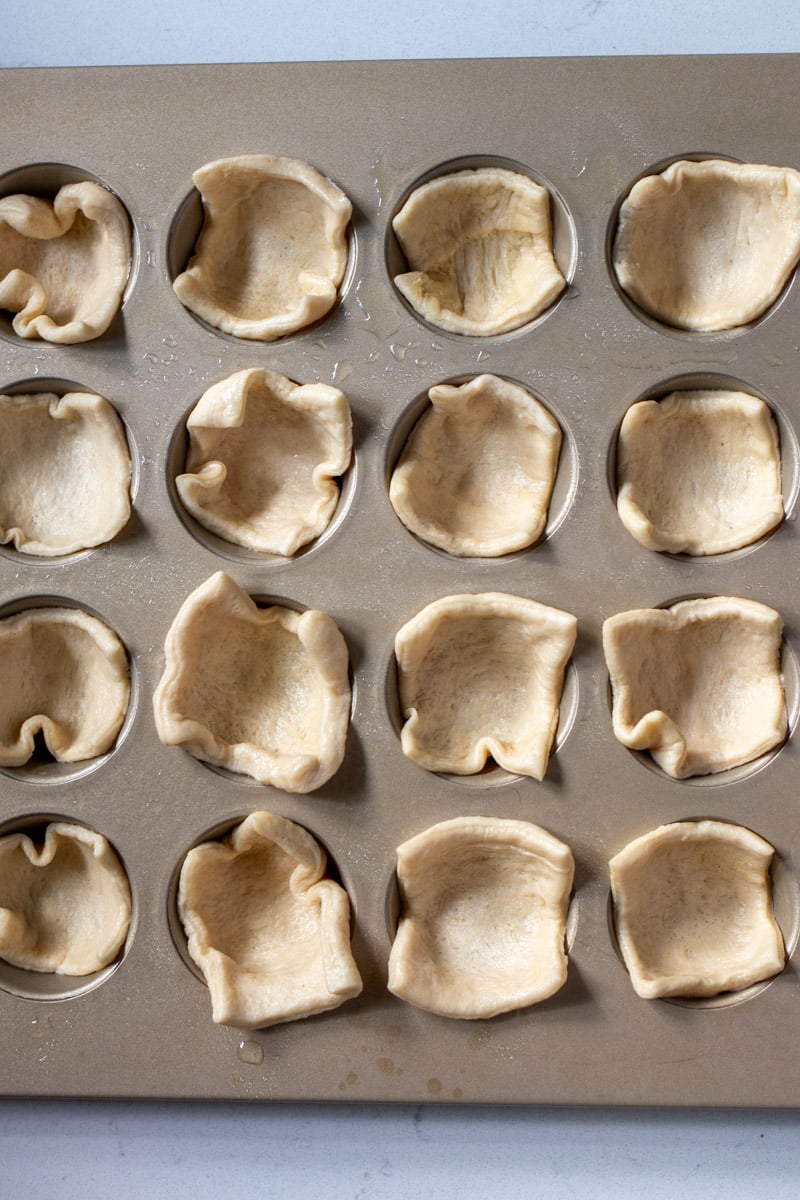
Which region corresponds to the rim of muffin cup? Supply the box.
[384,154,578,343]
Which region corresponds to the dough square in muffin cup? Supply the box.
[0,608,130,767]
[0,181,131,343]
[395,592,577,779]
[0,822,131,976]
[178,811,362,1029]
[603,596,786,779]
[0,391,131,557]
[176,368,352,556]
[388,815,574,1019]
[610,820,785,999]
[615,389,783,556]
[389,373,562,557]
[172,154,351,340]
[154,572,351,792]
[392,166,566,336]
[612,158,800,332]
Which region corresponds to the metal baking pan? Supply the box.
[1,55,799,1105]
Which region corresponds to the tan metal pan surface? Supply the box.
[0,56,799,1105]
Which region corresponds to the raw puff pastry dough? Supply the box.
[0,391,131,556]
[176,368,352,555]
[389,374,562,557]
[0,822,131,975]
[0,608,130,766]
[0,181,131,343]
[178,811,362,1029]
[603,596,786,779]
[610,820,785,999]
[173,154,351,340]
[153,572,350,792]
[388,816,574,1019]
[395,593,577,779]
[616,389,783,555]
[392,167,566,335]
[612,158,800,331]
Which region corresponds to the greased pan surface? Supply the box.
[1,56,800,1105]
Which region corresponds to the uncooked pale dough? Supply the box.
[389,373,562,557]
[153,572,350,792]
[612,159,800,331]
[388,816,574,1019]
[173,154,352,340]
[0,181,131,343]
[178,811,362,1029]
[610,820,785,999]
[392,167,566,335]
[0,822,131,976]
[176,368,352,555]
[603,596,786,779]
[0,391,131,556]
[616,390,783,555]
[395,593,577,779]
[0,608,130,766]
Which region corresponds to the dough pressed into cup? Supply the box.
[154,572,351,792]
[392,167,566,335]
[388,816,574,1019]
[178,811,362,1028]
[603,596,786,779]
[0,822,131,975]
[0,181,131,343]
[173,154,352,340]
[0,391,131,557]
[0,608,130,766]
[395,593,577,779]
[176,368,352,555]
[610,820,785,999]
[389,373,562,557]
[612,158,800,331]
[616,389,783,555]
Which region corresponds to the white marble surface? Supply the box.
[3,3,800,1195]
[2,0,800,66]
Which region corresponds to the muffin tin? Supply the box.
[1,55,800,1105]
